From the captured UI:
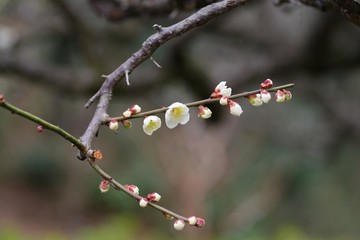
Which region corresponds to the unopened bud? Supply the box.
[93,150,103,160]
[228,100,243,116]
[260,79,273,89]
[147,192,161,202]
[188,216,197,225]
[125,184,139,195]
[219,96,229,106]
[260,90,271,103]
[37,125,44,132]
[99,180,110,193]
[283,89,292,101]
[130,104,141,114]
[173,219,185,231]
[139,198,149,208]
[123,109,132,118]
[275,90,286,103]
[195,218,206,227]
[248,94,263,106]
[108,120,119,131]
[198,105,212,119]
[121,120,132,129]
[0,95,4,103]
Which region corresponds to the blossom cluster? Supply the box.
[107,79,292,136]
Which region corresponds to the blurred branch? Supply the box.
[89,0,220,21]
[79,0,248,159]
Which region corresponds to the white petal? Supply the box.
[179,112,190,125]
[215,81,227,90]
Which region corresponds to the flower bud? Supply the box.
[188,216,197,225]
[247,94,263,106]
[0,95,4,103]
[139,198,149,208]
[260,89,271,103]
[147,192,161,202]
[130,104,141,114]
[260,79,273,89]
[228,100,243,116]
[99,180,110,193]
[121,120,132,129]
[195,218,206,227]
[275,90,286,103]
[283,89,292,101]
[163,212,174,220]
[36,125,44,132]
[125,184,139,195]
[198,105,212,119]
[173,219,185,231]
[219,96,229,106]
[93,150,103,160]
[123,109,132,118]
[108,120,119,131]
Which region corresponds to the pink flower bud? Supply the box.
[130,104,141,114]
[125,184,139,195]
[198,105,212,119]
[123,109,132,118]
[228,100,243,116]
[147,192,161,202]
[260,89,271,103]
[0,95,4,103]
[108,120,119,131]
[219,96,229,106]
[173,219,185,231]
[121,120,132,129]
[247,94,263,106]
[195,218,206,227]
[188,216,197,225]
[139,198,148,208]
[99,180,110,193]
[275,90,286,103]
[37,125,44,132]
[260,79,273,89]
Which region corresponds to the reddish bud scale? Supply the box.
[0,95,4,103]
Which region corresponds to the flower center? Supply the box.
[171,107,183,118]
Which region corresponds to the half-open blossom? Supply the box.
[130,104,141,114]
[165,102,190,129]
[260,89,271,103]
[99,180,110,193]
[275,90,286,102]
[248,94,263,106]
[108,120,119,131]
[198,105,212,119]
[228,100,243,116]
[143,116,161,135]
[139,198,148,208]
[260,79,273,89]
[125,184,139,195]
[147,192,161,202]
[210,81,232,98]
[173,219,185,231]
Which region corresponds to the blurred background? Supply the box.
[1,0,360,239]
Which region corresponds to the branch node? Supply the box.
[152,24,163,32]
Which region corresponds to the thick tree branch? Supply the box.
[79,0,248,159]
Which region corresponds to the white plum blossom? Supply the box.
[173,219,185,231]
[130,104,142,114]
[165,102,190,129]
[228,100,243,116]
[211,81,232,98]
[139,198,149,208]
[143,116,161,135]
[188,216,197,225]
[123,109,132,118]
[275,90,286,102]
[108,120,119,131]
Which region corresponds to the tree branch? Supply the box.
[79,0,248,158]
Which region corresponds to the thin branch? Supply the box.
[79,0,248,158]
[108,83,295,122]
[0,96,87,153]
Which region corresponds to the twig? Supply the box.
[108,83,295,122]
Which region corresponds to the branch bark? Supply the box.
[78,0,248,159]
